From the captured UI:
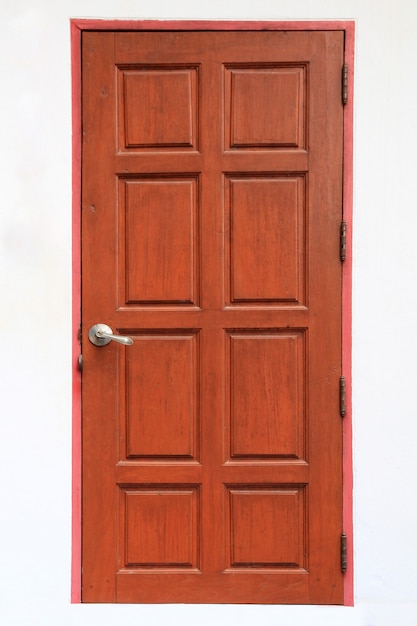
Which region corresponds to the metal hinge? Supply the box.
[340,220,347,261]
[340,376,346,417]
[342,63,348,105]
[341,532,347,573]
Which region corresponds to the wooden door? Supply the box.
[81,30,344,604]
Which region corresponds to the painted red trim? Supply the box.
[71,18,355,606]
[341,20,355,607]
[71,19,82,604]
[71,18,354,31]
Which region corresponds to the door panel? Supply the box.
[123,487,200,567]
[125,333,199,458]
[118,65,199,150]
[227,487,306,567]
[81,30,344,604]
[224,65,306,149]
[228,331,305,459]
[121,176,199,305]
[225,175,305,303]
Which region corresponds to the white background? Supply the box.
[1,1,416,625]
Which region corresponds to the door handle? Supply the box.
[88,323,133,346]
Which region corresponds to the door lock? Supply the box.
[88,324,133,346]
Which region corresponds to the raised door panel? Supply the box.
[122,487,200,568]
[118,65,199,150]
[227,331,306,460]
[225,175,306,304]
[227,487,306,568]
[124,333,199,459]
[224,65,306,149]
[119,176,200,305]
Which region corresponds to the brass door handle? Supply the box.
[88,324,133,346]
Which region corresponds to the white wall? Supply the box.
[1,1,416,624]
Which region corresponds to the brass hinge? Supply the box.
[342,63,348,105]
[340,376,346,417]
[340,220,347,261]
[341,532,347,573]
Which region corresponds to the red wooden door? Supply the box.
[81,30,344,604]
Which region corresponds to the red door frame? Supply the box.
[71,19,354,605]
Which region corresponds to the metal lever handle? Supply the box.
[88,323,133,347]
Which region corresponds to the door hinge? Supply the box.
[341,532,347,573]
[342,63,348,105]
[340,220,347,261]
[340,376,346,417]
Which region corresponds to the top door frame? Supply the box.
[71,18,354,605]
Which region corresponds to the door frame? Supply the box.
[71,18,354,605]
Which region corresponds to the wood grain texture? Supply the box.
[121,177,199,304]
[225,66,306,148]
[81,30,344,604]
[119,66,198,149]
[125,333,199,458]
[225,175,305,304]
[228,331,305,459]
